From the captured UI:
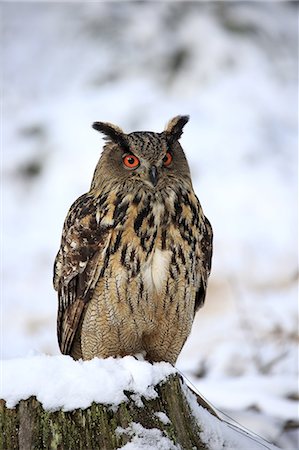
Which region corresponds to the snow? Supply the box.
[116,422,181,450]
[181,373,297,445]
[2,2,298,449]
[154,411,171,425]
[193,375,298,420]
[0,354,176,411]
[182,382,280,450]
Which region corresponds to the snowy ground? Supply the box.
[2,2,298,449]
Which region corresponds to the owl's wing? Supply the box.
[195,215,213,312]
[53,193,110,356]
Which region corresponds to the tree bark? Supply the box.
[0,372,250,450]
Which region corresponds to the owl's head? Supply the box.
[91,116,191,192]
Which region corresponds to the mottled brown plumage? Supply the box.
[53,116,213,364]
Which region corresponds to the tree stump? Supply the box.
[0,372,279,450]
[0,373,209,450]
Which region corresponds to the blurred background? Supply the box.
[2,2,298,448]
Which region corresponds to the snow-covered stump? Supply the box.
[0,355,280,450]
[1,373,208,449]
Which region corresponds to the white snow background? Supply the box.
[1,2,298,449]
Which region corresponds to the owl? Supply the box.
[53,116,213,364]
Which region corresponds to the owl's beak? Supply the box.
[149,165,158,187]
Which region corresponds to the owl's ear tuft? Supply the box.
[165,115,189,141]
[92,122,128,149]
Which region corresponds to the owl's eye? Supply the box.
[163,152,173,167]
[123,154,140,169]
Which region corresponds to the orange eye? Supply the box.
[163,152,172,167]
[123,154,140,169]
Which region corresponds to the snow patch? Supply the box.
[116,422,181,450]
[0,355,176,411]
[154,411,171,425]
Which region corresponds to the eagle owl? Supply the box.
[53,116,213,364]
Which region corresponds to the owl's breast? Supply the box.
[142,247,172,294]
[92,188,199,305]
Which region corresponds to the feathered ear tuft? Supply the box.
[92,121,128,149]
[165,115,189,141]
